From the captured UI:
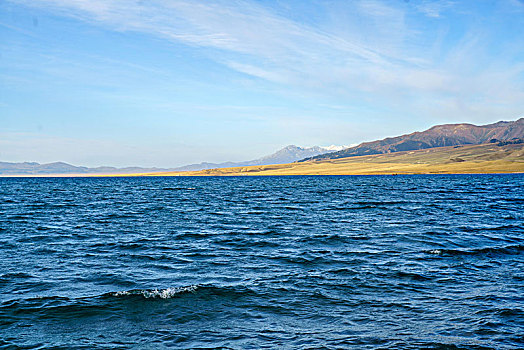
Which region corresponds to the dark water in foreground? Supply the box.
[0,175,523,349]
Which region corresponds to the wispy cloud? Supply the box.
[9,1,404,79]
[414,0,456,18]
[7,0,524,122]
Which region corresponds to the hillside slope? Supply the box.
[303,118,524,162]
[141,143,524,176]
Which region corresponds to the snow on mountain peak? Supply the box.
[320,145,348,152]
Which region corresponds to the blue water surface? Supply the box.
[0,175,523,349]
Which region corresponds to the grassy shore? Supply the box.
[135,143,524,176]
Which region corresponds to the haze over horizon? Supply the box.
[1,0,524,167]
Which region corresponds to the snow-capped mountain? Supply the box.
[320,145,348,152]
[172,145,344,171]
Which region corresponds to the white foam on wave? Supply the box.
[113,285,199,299]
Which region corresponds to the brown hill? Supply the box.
[134,142,524,176]
[303,118,524,162]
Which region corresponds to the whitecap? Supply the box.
[113,285,199,299]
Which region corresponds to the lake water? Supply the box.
[1,175,523,349]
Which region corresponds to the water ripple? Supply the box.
[0,175,522,349]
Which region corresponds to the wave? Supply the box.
[0,272,34,279]
[161,187,196,191]
[458,224,523,233]
[0,284,254,312]
[111,285,199,299]
[0,285,206,323]
[394,271,432,281]
[0,284,263,327]
[106,284,258,302]
[427,244,524,257]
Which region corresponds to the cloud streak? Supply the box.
[7,0,524,121]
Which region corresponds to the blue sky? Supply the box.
[1,0,523,167]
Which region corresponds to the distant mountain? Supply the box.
[248,145,329,165]
[302,118,524,162]
[321,145,348,152]
[0,161,169,176]
[172,145,340,171]
[0,145,342,175]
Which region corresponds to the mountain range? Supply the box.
[171,145,345,171]
[0,162,169,176]
[2,118,522,176]
[302,118,524,162]
[0,145,344,175]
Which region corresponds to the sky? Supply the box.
[1,0,523,167]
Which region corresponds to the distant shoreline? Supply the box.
[113,143,524,177]
[2,143,523,178]
[1,173,523,178]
